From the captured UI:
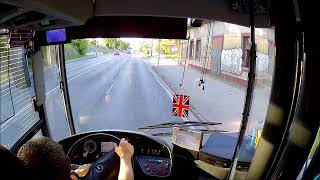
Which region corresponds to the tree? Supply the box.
[104,38,130,50]
[71,39,89,55]
[89,39,97,46]
[104,38,117,49]
[120,41,130,50]
[156,39,181,55]
[139,41,151,55]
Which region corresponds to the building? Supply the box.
[182,21,275,86]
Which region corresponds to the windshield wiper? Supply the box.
[150,128,228,136]
[139,121,222,130]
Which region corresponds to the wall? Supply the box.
[219,34,272,77]
[185,21,275,79]
[211,36,223,75]
[221,48,243,76]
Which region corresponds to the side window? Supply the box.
[42,45,70,141]
[0,31,40,148]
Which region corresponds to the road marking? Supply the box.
[46,86,59,96]
[148,66,173,99]
[68,61,107,81]
[66,57,106,74]
[46,59,111,96]
[105,83,114,95]
[104,83,114,103]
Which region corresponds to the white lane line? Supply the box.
[66,57,105,73]
[46,86,59,96]
[105,82,115,95]
[67,60,106,76]
[46,62,104,96]
[104,60,127,96]
[68,61,107,81]
[104,82,114,103]
[148,66,173,99]
[46,59,111,96]
[66,55,111,77]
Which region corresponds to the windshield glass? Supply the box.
[1,21,275,165]
[47,21,274,161]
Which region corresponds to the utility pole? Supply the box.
[158,39,161,67]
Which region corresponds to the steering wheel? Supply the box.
[67,133,121,180]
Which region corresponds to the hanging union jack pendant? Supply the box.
[172,95,190,118]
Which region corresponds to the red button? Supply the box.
[144,163,148,167]
[151,167,156,172]
[158,168,163,173]
[164,169,170,174]
[146,167,150,171]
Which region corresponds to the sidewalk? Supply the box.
[149,57,271,133]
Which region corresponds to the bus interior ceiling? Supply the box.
[0,0,269,36]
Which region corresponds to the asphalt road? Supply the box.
[45,54,185,141]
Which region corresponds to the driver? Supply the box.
[17,136,134,180]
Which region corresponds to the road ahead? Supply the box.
[46,55,186,140]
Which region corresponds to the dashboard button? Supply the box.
[144,163,148,167]
[151,167,156,172]
[146,167,150,172]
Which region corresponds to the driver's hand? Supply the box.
[115,138,134,159]
[74,164,91,177]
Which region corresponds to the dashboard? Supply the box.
[58,130,172,178]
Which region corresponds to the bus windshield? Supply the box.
[1,21,275,164]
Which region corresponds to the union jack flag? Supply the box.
[172,95,190,118]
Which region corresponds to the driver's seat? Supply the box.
[0,145,33,179]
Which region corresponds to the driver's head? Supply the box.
[17,137,71,180]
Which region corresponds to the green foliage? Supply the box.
[157,39,181,55]
[119,41,130,50]
[139,42,151,55]
[71,39,89,55]
[104,38,130,50]
[64,43,73,51]
[162,54,180,60]
[89,39,97,46]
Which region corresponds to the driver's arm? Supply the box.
[115,138,134,180]
[70,164,91,180]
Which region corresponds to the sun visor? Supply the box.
[34,16,187,47]
[67,16,187,40]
